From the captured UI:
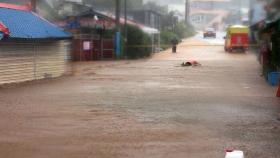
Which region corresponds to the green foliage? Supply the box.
[160,22,195,50]
[82,0,114,9]
[102,29,116,38]
[161,11,178,30]
[125,0,144,10]
[142,1,168,15]
[78,25,152,59]
[125,25,152,59]
[174,22,195,39]
[160,29,179,50]
[37,0,61,21]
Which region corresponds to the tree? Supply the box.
[161,11,179,30]
[142,1,168,15]
[82,0,143,10]
[274,0,280,8]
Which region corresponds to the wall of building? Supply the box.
[189,0,250,30]
[189,0,230,30]
[130,10,161,30]
[0,40,71,85]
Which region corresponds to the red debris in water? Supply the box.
[181,60,202,67]
[225,149,234,153]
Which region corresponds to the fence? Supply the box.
[0,40,71,85]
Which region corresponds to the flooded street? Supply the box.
[0,36,279,158]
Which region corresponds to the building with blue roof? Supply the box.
[0,6,71,39]
[0,3,72,85]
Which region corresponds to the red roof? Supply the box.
[0,2,31,11]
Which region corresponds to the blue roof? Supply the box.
[0,7,71,39]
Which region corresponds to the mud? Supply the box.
[0,37,279,158]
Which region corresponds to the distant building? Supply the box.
[57,9,116,61]
[0,3,72,85]
[56,5,160,61]
[189,0,232,30]
[128,9,161,30]
[189,0,250,30]
[52,1,160,61]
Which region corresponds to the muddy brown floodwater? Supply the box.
[0,37,279,158]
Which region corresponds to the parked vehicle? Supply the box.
[224,25,249,52]
[203,27,216,38]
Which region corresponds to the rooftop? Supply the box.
[0,3,71,40]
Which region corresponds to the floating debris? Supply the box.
[181,60,202,67]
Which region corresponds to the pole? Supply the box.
[115,0,121,58]
[31,0,36,12]
[116,0,121,32]
[239,0,242,23]
[185,0,190,24]
[124,0,128,58]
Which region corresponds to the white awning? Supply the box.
[141,26,160,34]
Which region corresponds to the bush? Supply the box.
[160,22,195,50]
[125,25,152,59]
[102,25,152,59]
[175,22,196,39]
[160,29,179,50]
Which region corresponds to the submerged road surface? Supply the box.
[0,36,279,158]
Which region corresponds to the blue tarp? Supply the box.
[0,7,71,39]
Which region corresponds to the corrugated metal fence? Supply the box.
[0,40,71,85]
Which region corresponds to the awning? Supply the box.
[141,26,160,34]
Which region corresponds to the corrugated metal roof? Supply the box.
[0,7,71,39]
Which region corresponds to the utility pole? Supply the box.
[116,0,121,32]
[124,0,128,58]
[115,0,121,58]
[185,0,190,24]
[31,0,36,12]
[238,0,242,23]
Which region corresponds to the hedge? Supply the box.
[124,25,152,59]
[160,22,196,50]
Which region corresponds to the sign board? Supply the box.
[83,41,91,51]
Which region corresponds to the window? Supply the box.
[191,14,203,24]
